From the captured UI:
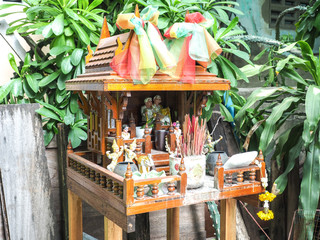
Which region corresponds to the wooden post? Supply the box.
[220,198,237,240]
[104,217,123,240]
[68,190,82,240]
[57,124,69,240]
[167,207,179,240]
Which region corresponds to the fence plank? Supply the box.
[0,104,57,239]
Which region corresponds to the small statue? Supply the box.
[152,95,163,113]
[203,132,223,154]
[173,121,182,147]
[141,97,154,122]
[106,140,124,172]
[124,139,138,162]
[153,95,171,125]
[121,124,130,140]
[136,154,155,174]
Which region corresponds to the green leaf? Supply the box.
[274,137,303,194]
[70,94,79,113]
[219,103,233,122]
[12,78,23,97]
[57,72,71,90]
[239,64,273,78]
[0,3,24,10]
[25,74,39,93]
[52,14,64,36]
[217,57,236,87]
[71,48,84,66]
[220,56,249,82]
[0,80,14,102]
[223,48,253,65]
[68,127,87,148]
[43,129,55,146]
[23,81,36,98]
[299,139,320,239]
[36,107,63,122]
[8,53,20,76]
[216,17,238,40]
[42,23,53,38]
[35,99,66,119]
[64,26,74,36]
[87,0,103,11]
[158,17,169,29]
[50,46,72,56]
[64,108,75,125]
[280,68,308,86]
[277,42,297,54]
[70,19,90,45]
[61,56,73,74]
[275,55,295,73]
[78,14,96,31]
[65,8,79,20]
[40,59,56,70]
[259,96,300,152]
[39,71,61,87]
[305,85,320,130]
[235,88,281,126]
[253,48,268,61]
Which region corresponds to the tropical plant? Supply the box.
[234,40,320,239]
[295,1,320,48]
[0,0,105,147]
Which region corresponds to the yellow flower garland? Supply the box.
[259,191,276,202]
[257,210,274,221]
[257,191,276,221]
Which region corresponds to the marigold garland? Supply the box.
[259,191,276,202]
[257,191,276,221]
[257,210,274,221]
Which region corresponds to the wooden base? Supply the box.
[167,207,179,240]
[220,198,237,240]
[68,190,83,240]
[105,217,123,240]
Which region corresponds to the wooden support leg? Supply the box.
[220,198,237,240]
[68,189,83,240]
[104,217,123,240]
[167,207,179,240]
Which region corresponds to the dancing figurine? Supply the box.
[106,140,124,172]
[124,139,138,162]
[203,132,223,154]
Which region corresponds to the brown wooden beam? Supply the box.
[220,198,237,240]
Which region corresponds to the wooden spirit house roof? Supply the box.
[66,18,230,92]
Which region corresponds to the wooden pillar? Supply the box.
[220,198,237,240]
[68,190,82,240]
[167,207,179,240]
[104,217,123,240]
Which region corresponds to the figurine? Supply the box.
[203,133,223,154]
[136,154,155,174]
[141,97,154,122]
[124,139,138,162]
[106,140,124,172]
[152,95,163,113]
[153,95,171,125]
[122,124,130,140]
[173,121,182,147]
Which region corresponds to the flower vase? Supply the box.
[169,155,206,189]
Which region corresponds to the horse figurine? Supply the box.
[137,154,155,174]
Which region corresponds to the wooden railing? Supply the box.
[214,150,266,192]
[67,150,187,206]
